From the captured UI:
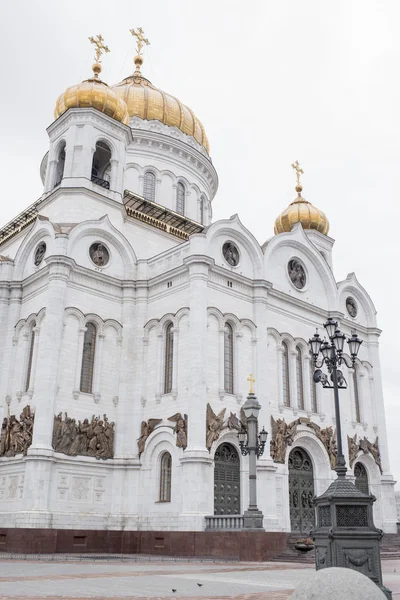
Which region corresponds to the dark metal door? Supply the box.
[354,462,369,495]
[214,443,240,515]
[289,447,315,534]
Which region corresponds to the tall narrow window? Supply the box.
[54,144,66,187]
[91,141,111,189]
[310,360,318,413]
[25,322,36,392]
[176,182,185,215]
[282,342,290,407]
[164,323,174,394]
[143,171,156,202]
[224,323,234,394]
[296,346,304,410]
[353,367,361,424]
[200,195,205,224]
[80,322,97,393]
[160,452,172,501]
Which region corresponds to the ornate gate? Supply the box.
[354,462,369,495]
[289,447,315,534]
[214,443,240,515]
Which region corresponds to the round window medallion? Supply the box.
[288,259,306,289]
[222,242,239,267]
[89,242,110,267]
[34,242,46,266]
[346,296,358,318]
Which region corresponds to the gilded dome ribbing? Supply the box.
[54,63,130,126]
[274,184,330,236]
[112,56,210,153]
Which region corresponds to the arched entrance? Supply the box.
[289,447,315,533]
[354,462,369,495]
[214,443,240,515]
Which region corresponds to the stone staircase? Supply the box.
[271,532,400,563]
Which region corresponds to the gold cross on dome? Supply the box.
[130,27,150,56]
[247,373,256,394]
[291,160,304,187]
[88,34,110,64]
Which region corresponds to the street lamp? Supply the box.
[309,320,362,477]
[308,320,392,599]
[238,374,268,530]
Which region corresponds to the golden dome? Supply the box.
[112,55,210,153]
[54,62,130,126]
[274,184,330,235]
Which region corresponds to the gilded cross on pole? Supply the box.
[247,373,256,395]
[291,160,304,187]
[88,34,110,64]
[130,27,150,56]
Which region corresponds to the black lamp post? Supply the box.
[309,318,362,477]
[309,319,392,600]
[237,375,268,529]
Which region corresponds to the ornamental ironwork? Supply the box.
[214,442,240,515]
[336,505,368,527]
[289,447,315,534]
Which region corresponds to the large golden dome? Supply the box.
[54,63,129,126]
[112,56,210,153]
[274,184,330,236]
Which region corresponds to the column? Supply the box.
[0,283,22,414]
[277,346,284,411]
[171,326,179,400]
[93,332,105,403]
[234,331,243,403]
[180,256,213,527]
[27,324,41,398]
[155,331,163,403]
[303,354,312,416]
[348,367,357,427]
[218,326,225,400]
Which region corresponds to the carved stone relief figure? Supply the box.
[270,416,298,463]
[206,404,226,451]
[168,413,188,449]
[34,242,46,266]
[52,412,114,459]
[89,242,109,267]
[0,405,34,457]
[307,422,337,469]
[348,434,358,467]
[137,418,162,456]
[226,408,247,432]
[288,259,306,289]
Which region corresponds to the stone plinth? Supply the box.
[292,566,387,599]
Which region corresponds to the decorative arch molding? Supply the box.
[15,307,46,338]
[280,332,296,352]
[64,307,123,339]
[66,214,137,278]
[353,452,381,486]
[205,215,264,278]
[267,327,282,346]
[338,273,377,327]
[13,220,55,279]
[210,430,242,463]
[263,226,337,309]
[140,426,177,468]
[206,307,256,334]
[294,337,310,353]
[91,135,118,157]
[288,430,332,494]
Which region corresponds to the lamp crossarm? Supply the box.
[338,354,355,369]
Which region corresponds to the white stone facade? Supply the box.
[0,104,397,535]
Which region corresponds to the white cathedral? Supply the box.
[0,32,397,549]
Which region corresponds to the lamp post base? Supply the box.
[243,509,264,530]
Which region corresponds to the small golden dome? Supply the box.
[112,56,210,153]
[54,62,130,126]
[274,184,330,235]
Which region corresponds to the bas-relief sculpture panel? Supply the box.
[0,406,34,457]
[348,434,382,473]
[52,413,114,460]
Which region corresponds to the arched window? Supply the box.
[143,171,156,202]
[296,346,304,410]
[176,182,185,215]
[54,143,65,188]
[91,141,112,189]
[25,322,36,392]
[282,342,290,407]
[164,323,174,394]
[200,195,205,224]
[353,367,361,423]
[80,322,97,394]
[310,360,318,413]
[224,323,234,394]
[159,452,172,502]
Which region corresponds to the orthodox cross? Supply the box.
[291,160,304,187]
[88,34,110,64]
[247,373,256,395]
[130,27,150,56]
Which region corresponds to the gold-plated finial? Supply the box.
[247,373,256,395]
[88,34,110,79]
[291,160,304,194]
[129,27,150,74]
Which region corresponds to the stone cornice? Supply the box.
[46,108,133,144]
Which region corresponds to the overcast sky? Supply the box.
[1,1,399,488]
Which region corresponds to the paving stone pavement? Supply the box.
[0,557,398,599]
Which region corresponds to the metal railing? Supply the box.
[91,176,110,190]
[205,515,244,530]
